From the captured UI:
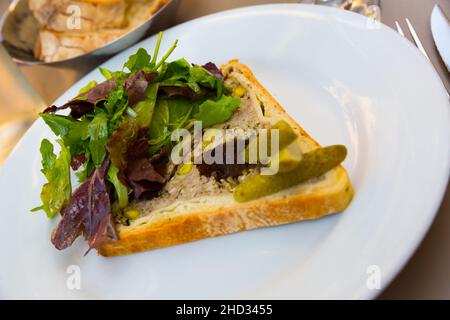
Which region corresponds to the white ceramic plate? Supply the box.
[0,4,449,299]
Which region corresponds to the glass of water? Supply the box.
[0,46,45,166]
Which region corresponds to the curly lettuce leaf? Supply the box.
[41,114,89,139]
[40,139,56,175]
[34,139,72,218]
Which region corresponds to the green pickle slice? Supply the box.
[272,120,298,150]
[234,145,348,202]
[244,120,298,162]
[270,140,303,173]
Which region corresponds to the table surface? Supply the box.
[1,0,450,299]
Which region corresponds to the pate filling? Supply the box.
[127,84,270,221]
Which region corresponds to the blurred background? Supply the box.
[0,0,449,299]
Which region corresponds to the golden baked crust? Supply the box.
[99,60,354,257]
[33,0,170,62]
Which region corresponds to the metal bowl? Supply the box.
[0,0,180,66]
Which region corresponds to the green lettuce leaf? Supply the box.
[107,164,129,209]
[158,60,222,96]
[146,97,201,155]
[88,113,109,167]
[189,66,220,90]
[41,113,74,137]
[148,99,170,140]
[193,96,240,128]
[75,155,94,183]
[35,139,72,218]
[168,98,196,129]
[124,48,151,73]
[158,58,191,81]
[99,67,113,80]
[105,86,126,115]
[40,139,56,175]
[40,114,90,154]
[78,80,98,95]
[133,83,159,128]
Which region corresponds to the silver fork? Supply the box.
[395,19,431,62]
[396,19,449,97]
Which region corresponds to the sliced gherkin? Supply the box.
[245,120,298,163]
[234,145,347,202]
[272,120,298,150]
[270,140,303,173]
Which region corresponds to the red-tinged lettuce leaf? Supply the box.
[42,105,58,114]
[126,135,150,162]
[71,153,86,171]
[107,118,168,199]
[43,100,94,120]
[125,152,169,199]
[159,86,197,100]
[65,100,95,120]
[106,118,140,176]
[51,159,118,251]
[202,62,224,80]
[82,159,117,249]
[123,70,157,106]
[88,214,117,251]
[51,181,86,249]
[126,157,166,183]
[127,179,163,200]
[81,78,116,104]
[43,79,116,119]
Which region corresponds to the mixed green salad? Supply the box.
[33,33,241,251]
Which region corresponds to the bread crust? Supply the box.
[34,0,169,62]
[99,60,354,257]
